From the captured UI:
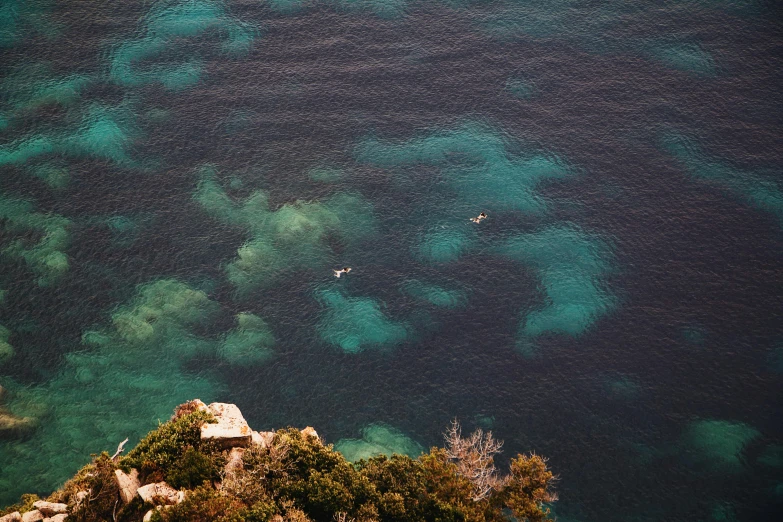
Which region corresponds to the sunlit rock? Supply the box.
[137,482,183,505]
[114,468,140,504]
[200,402,252,448]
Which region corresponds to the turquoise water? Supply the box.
[1,1,782,520]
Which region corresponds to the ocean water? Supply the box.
[1,1,782,520]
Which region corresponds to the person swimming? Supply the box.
[470,212,488,223]
[333,267,352,278]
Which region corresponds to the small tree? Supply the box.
[444,419,505,501]
[443,419,557,521]
[501,453,558,522]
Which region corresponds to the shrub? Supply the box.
[2,405,557,522]
[49,453,122,522]
[120,410,222,484]
[151,484,244,522]
[166,446,222,489]
[0,493,40,516]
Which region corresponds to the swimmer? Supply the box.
[333,267,352,278]
[470,212,488,223]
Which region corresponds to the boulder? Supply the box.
[200,403,252,448]
[190,399,209,412]
[20,511,42,522]
[74,491,88,506]
[224,447,245,474]
[137,482,184,505]
[251,430,274,448]
[44,516,67,522]
[114,468,140,504]
[301,426,319,440]
[32,502,67,516]
[0,513,21,522]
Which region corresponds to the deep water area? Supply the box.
[1,1,782,520]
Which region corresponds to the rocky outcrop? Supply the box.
[20,511,42,522]
[0,513,21,522]
[200,402,252,448]
[301,427,319,440]
[136,482,184,505]
[31,502,66,517]
[46,516,67,522]
[224,447,245,474]
[251,430,274,448]
[114,468,140,504]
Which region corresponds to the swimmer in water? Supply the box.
[470,212,488,223]
[333,267,352,278]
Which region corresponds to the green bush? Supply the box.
[3,405,557,522]
[151,484,244,522]
[120,410,221,484]
[0,493,39,516]
[166,446,222,489]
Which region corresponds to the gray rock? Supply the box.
[137,482,184,505]
[200,403,252,448]
[0,513,21,522]
[114,468,140,504]
[20,511,42,522]
[32,502,67,516]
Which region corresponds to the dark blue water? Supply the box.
[1,1,782,520]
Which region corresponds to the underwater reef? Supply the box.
[0,400,557,522]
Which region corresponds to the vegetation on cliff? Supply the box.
[1,402,556,522]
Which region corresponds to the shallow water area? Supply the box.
[1,1,782,520]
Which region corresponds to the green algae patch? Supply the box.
[496,224,615,354]
[195,165,377,292]
[506,77,535,99]
[335,423,424,462]
[682,419,761,472]
[218,313,276,365]
[0,102,140,169]
[604,375,642,401]
[0,280,225,500]
[415,224,476,264]
[356,121,574,214]
[758,444,783,468]
[662,132,783,225]
[308,166,345,183]
[402,279,467,309]
[0,63,90,129]
[0,0,56,48]
[268,0,408,19]
[645,42,717,76]
[316,289,409,353]
[0,194,71,287]
[108,0,257,90]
